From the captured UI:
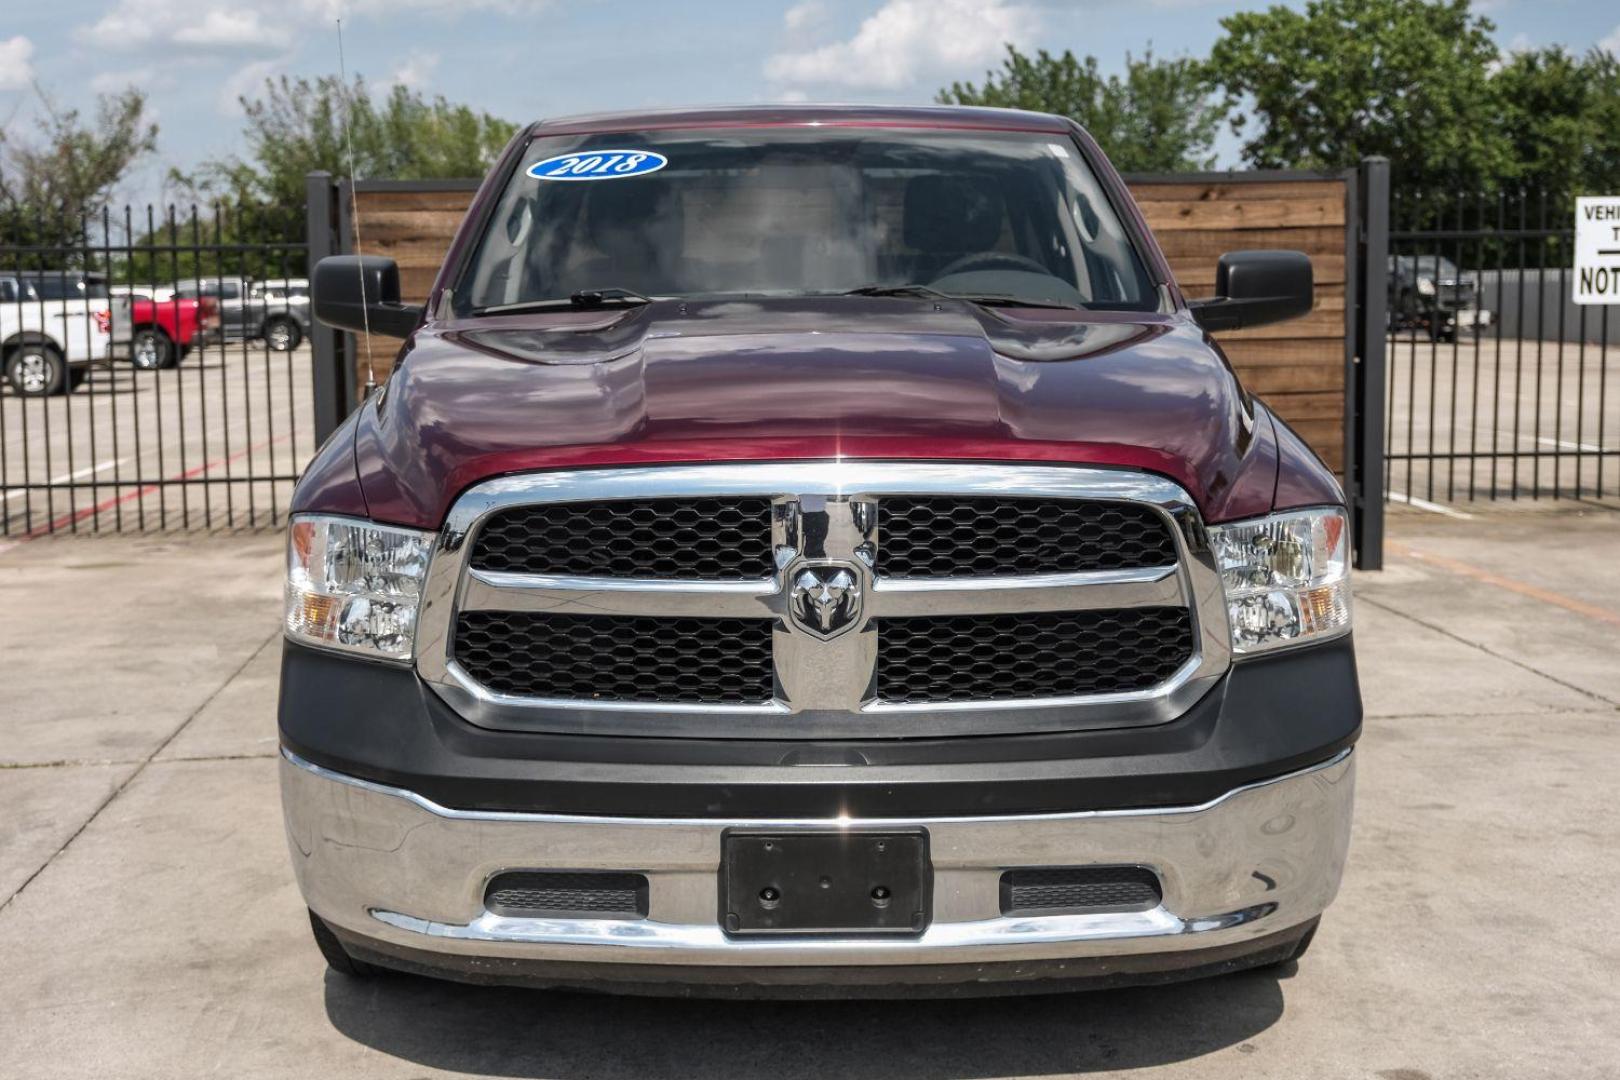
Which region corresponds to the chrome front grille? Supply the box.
[876,496,1178,578]
[874,608,1196,705]
[414,463,1231,739]
[454,611,775,704]
[470,497,774,580]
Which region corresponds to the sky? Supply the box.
[3,0,1619,208]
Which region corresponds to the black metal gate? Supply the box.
[1383,186,1616,504]
[0,207,314,537]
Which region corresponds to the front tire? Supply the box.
[264,316,302,352]
[307,910,383,978]
[130,327,176,370]
[5,343,67,396]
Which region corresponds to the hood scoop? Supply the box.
[448,297,1165,368]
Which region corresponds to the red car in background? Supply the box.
[109,288,221,369]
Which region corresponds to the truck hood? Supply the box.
[350,297,1284,528]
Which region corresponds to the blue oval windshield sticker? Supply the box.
[527,149,668,182]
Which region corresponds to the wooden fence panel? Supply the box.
[348,184,476,388]
[1127,173,1349,472]
[342,172,1351,469]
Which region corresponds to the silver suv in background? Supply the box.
[163,277,310,352]
[248,280,311,351]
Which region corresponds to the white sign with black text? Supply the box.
[1574,196,1620,304]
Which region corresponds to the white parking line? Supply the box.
[1536,436,1609,453]
[1386,490,1477,519]
[3,458,128,502]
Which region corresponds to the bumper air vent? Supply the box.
[484,871,650,919]
[1000,867,1163,916]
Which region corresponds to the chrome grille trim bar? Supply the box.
[871,565,1181,616]
[462,571,779,619]
[415,462,1232,739]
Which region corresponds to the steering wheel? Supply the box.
[931,251,1052,280]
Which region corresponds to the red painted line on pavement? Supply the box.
[11,433,291,544]
[1387,539,1620,629]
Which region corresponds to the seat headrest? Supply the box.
[903,174,1004,254]
[585,181,681,262]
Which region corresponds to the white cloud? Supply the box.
[387,50,440,91]
[0,35,35,92]
[784,1,828,32]
[81,1,285,52]
[1488,31,1535,75]
[174,10,289,48]
[765,0,1039,91]
[217,57,282,115]
[298,0,548,15]
[1601,24,1620,58]
[90,65,164,93]
[78,0,548,56]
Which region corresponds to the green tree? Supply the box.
[1492,47,1593,218]
[154,75,519,276]
[938,46,1222,172]
[1583,50,1620,199]
[1495,47,1620,209]
[0,88,157,255]
[217,75,517,208]
[1206,0,1510,205]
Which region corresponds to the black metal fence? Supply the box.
[4,180,1613,546]
[1385,188,1616,503]
[0,207,314,536]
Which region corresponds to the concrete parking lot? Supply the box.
[1,506,1617,1079]
[1385,334,1620,507]
[1,342,315,536]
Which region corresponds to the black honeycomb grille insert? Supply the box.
[454,612,774,704]
[875,607,1194,704]
[470,498,774,580]
[485,871,649,918]
[877,496,1177,578]
[1000,867,1163,915]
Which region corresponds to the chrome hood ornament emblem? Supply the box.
[788,563,863,640]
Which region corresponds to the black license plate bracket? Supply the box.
[721,829,930,936]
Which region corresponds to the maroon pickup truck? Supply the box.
[281,105,1358,996]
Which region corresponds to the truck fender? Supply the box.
[2,330,65,355]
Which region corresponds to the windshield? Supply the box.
[458,128,1157,314]
[22,274,109,301]
[1395,255,1462,278]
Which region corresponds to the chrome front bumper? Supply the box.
[281,749,1353,971]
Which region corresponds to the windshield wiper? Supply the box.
[569,286,655,308]
[840,284,1080,310]
[470,287,655,317]
[842,283,955,302]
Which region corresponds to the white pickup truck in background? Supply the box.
[1,271,112,396]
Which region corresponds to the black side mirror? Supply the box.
[1188,250,1313,332]
[311,256,424,338]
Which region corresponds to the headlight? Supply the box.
[1209,507,1350,655]
[1416,277,1436,296]
[285,515,435,661]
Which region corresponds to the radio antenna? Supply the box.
[335,15,377,396]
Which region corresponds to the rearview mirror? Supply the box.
[1188,250,1313,332]
[311,255,424,338]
